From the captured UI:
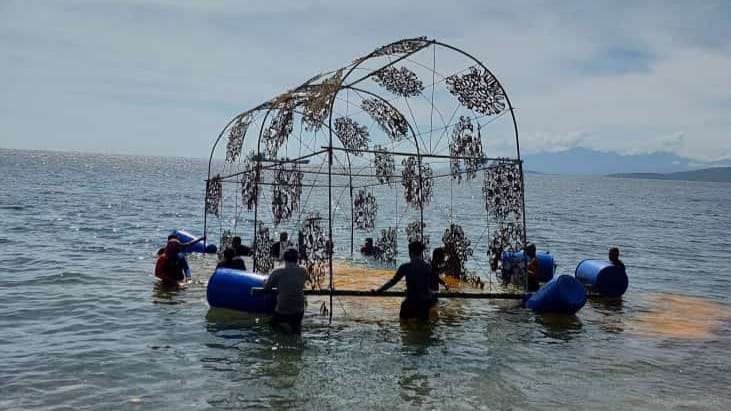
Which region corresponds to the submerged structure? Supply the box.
[202,37,575,315]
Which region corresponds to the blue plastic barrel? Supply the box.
[526,275,587,314]
[206,268,276,313]
[575,260,628,298]
[173,230,217,254]
[501,250,556,282]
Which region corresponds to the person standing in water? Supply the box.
[609,247,625,270]
[270,232,293,261]
[216,247,246,270]
[155,239,190,284]
[263,247,306,333]
[430,247,449,293]
[373,241,434,320]
[524,243,540,292]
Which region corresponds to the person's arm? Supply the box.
[180,255,191,280]
[263,271,279,291]
[373,266,405,293]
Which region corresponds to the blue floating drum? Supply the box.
[526,275,587,314]
[575,259,628,298]
[501,250,556,282]
[173,229,217,254]
[206,268,275,313]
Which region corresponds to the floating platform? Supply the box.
[207,265,586,316]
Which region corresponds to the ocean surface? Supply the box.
[1,148,729,410]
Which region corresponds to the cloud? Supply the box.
[0,0,729,161]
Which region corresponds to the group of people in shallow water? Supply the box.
[155,230,626,332]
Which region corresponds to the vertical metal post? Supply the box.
[350,184,354,255]
[327,146,334,323]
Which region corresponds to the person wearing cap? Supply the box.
[373,241,434,320]
[263,247,306,333]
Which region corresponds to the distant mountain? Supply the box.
[609,167,731,183]
[522,147,730,176]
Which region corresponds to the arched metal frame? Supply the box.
[203,38,528,318]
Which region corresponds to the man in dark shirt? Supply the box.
[373,241,434,320]
[216,247,246,270]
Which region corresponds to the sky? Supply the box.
[1,0,729,162]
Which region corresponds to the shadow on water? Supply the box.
[205,307,305,350]
[534,313,583,341]
[589,297,626,334]
[399,318,438,356]
[205,307,270,335]
[151,281,188,305]
[202,308,305,409]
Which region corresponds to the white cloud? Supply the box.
[0,0,729,161]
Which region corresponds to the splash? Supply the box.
[629,293,729,340]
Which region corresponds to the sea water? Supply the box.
[1,149,729,409]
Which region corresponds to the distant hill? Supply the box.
[522,148,697,175]
[608,167,731,183]
[522,147,730,176]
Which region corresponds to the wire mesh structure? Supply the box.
[203,37,528,315]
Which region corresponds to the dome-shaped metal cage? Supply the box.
[203,37,528,309]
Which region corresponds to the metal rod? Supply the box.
[342,39,431,90]
[322,146,518,162]
[217,149,328,181]
[251,287,523,299]
[219,180,351,188]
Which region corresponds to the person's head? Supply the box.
[609,247,620,262]
[283,247,298,264]
[279,232,288,242]
[167,234,177,241]
[164,238,181,256]
[223,247,236,261]
[408,241,425,259]
[157,247,165,256]
[365,238,373,247]
[432,247,445,264]
[232,236,242,248]
[524,243,537,258]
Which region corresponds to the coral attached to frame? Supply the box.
[446,66,506,116]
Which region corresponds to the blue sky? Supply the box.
[1,1,729,161]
